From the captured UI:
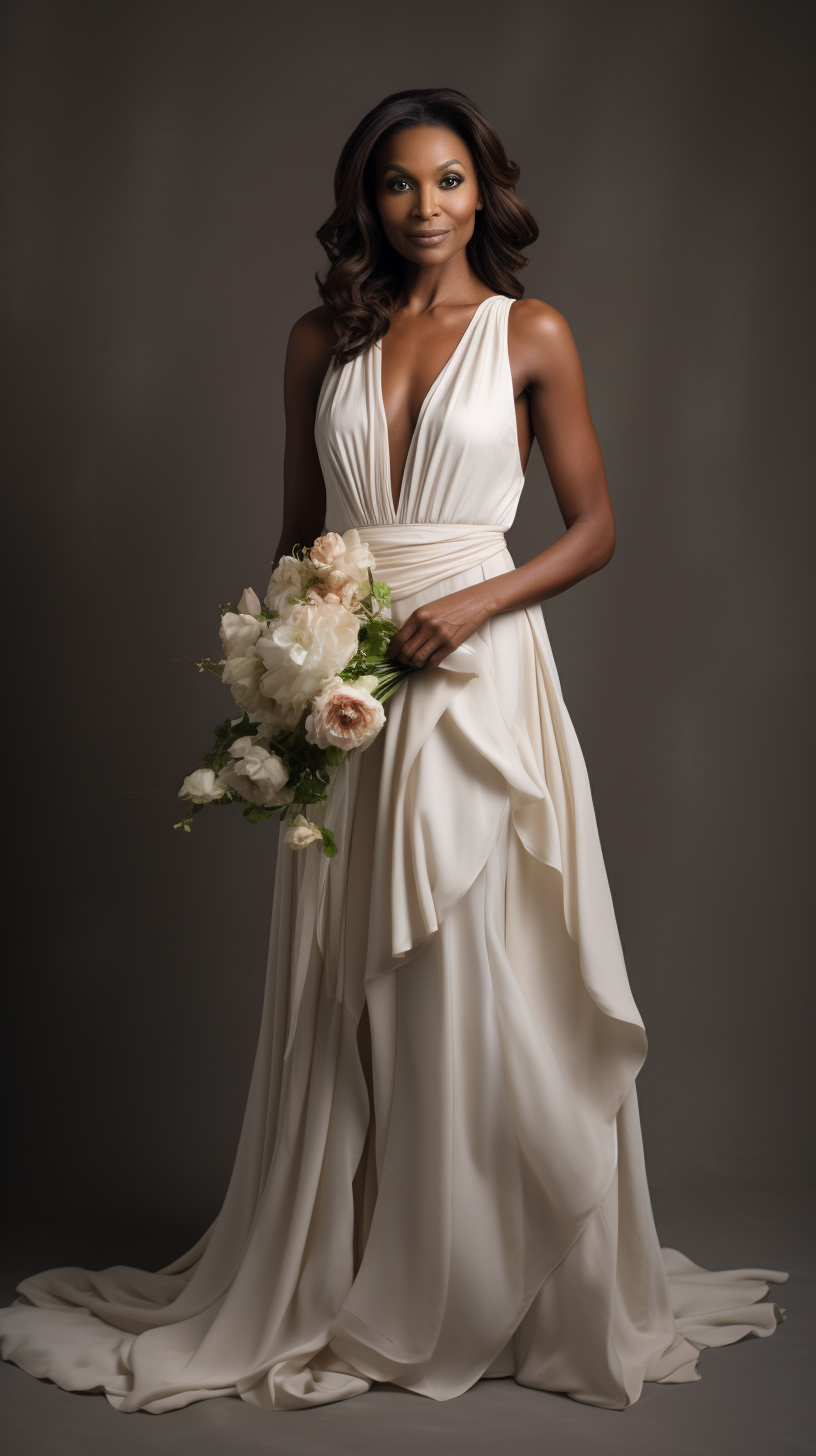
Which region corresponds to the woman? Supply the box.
[0,87,787,1413]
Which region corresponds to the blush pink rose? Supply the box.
[306,579,358,610]
[309,532,346,567]
[309,528,375,584]
[305,676,385,752]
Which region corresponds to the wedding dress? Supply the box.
[0,294,787,1412]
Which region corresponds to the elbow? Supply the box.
[589,515,616,574]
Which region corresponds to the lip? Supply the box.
[406,230,451,246]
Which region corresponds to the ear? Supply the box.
[476,196,484,210]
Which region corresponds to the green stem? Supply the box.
[371,663,418,703]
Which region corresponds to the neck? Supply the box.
[397,252,484,314]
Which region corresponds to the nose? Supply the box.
[413,183,440,220]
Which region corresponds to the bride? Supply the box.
[0,86,787,1414]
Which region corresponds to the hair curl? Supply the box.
[316,88,539,364]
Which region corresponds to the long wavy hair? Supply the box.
[316,88,539,364]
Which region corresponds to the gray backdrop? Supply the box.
[3,0,813,1260]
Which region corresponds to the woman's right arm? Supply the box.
[274,307,336,560]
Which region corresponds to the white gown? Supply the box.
[0,294,787,1412]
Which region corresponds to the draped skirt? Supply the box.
[0,530,787,1411]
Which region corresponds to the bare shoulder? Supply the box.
[507,296,582,387]
[289,304,337,351]
[286,306,337,396]
[507,298,582,396]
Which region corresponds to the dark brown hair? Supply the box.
[316,88,539,364]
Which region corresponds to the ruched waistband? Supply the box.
[356,523,508,601]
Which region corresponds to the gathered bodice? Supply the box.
[314,294,526,532]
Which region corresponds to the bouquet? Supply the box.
[175,530,415,856]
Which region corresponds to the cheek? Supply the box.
[446,186,480,223]
[376,193,407,239]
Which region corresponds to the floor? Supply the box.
[1,1187,812,1456]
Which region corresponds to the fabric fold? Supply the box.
[357,523,507,600]
[0,294,787,1414]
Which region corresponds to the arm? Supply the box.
[387,300,616,668]
[274,307,335,561]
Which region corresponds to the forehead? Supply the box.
[377,124,473,173]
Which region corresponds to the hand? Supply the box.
[386,584,494,669]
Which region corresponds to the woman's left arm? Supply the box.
[386,300,615,669]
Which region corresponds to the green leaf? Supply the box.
[242,803,276,824]
[320,827,338,858]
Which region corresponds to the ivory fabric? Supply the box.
[0,294,787,1412]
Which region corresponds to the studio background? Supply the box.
[3,0,813,1266]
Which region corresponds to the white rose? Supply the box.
[310,528,374,586]
[226,735,259,758]
[178,767,227,803]
[219,611,262,659]
[254,600,360,727]
[305,675,385,751]
[284,813,324,849]
[236,587,261,616]
[264,555,312,617]
[217,739,291,807]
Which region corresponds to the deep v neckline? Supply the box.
[376,296,497,520]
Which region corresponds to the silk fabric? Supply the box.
[0,295,787,1411]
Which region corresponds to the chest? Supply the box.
[379,311,481,440]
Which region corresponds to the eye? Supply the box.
[388,178,412,192]
[439,174,464,189]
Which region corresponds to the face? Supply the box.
[374,125,483,266]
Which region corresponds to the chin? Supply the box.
[402,243,457,264]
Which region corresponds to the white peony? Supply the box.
[221,649,268,718]
[254,599,360,728]
[264,555,312,617]
[219,611,262,660]
[305,675,385,751]
[178,767,227,803]
[217,738,291,808]
[284,813,324,849]
[309,528,374,586]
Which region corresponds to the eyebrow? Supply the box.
[383,158,465,175]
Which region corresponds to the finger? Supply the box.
[395,624,435,666]
[424,643,455,669]
[396,641,429,668]
[386,615,418,658]
[409,631,444,668]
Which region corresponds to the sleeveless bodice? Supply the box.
[315,294,525,531]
